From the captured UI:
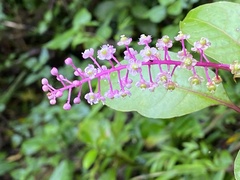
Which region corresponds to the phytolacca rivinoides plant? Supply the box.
[42,31,240,113]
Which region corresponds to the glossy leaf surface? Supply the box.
[180,1,240,64]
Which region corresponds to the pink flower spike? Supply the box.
[82,48,94,59]
[138,34,152,45]
[63,103,71,110]
[117,35,132,46]
[65,58,73,65]
[51,67,58,76]
[97,44,116,60]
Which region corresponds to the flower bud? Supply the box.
[51,67,58,76]
[212,76,222,85]
[165,81,177,91]
[206,82,216,93]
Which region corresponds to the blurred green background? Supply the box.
[1,0,240,179]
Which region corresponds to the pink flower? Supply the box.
[105,90,120,99]
[191,37,211,52]
[124,48,138,60]
[180,54,197,70]
[230,61,240,75]
[206,81,216,93]
[136,79,150,89]
[117,35,132,46]
[127,59,142,75]
[140,46,157,62]
[98,65,109,79]
[82,48,94,59]
[84,64,97,79]
[138,34,152,45]
[65,58,73,65]
[84,92,99,105]
[121,76,133,89]
[177,49,191,59]
[97,44,116,60]
[51,67,58,76]
[174,31,190,41]
[156,35,173,49]
[41,78,48,85]
[73,97,81,104]
[155,72,171,84]
[164,81,178,91]
[74,68,83,76]
[119,89,131,97]
[188,75,204,85]
[63,103,71,110]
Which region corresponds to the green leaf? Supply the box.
[167,0,182,16]
[180,1,240,64]
[147,5,166,23]
[234,150,240,180]
[131,4,148,19]
[162,25,179,39]
[96,25,112,41]
[21,137,43,155]
[71,32,88,48]
[94,1,115,21]
[0,153,17,175]
[82,149,98,170]
[98,169,116,180]
[45,29,76,50]
[103,52,237,119]
[72,8,91,30]
[158,0,175,6]
[50,160,73,180]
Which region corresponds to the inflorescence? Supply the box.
[42,31,240,110]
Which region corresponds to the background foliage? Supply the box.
[1,0,240,179]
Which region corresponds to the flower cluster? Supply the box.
[42,31,237,110]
